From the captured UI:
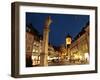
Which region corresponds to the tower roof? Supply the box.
[66,34,72,38]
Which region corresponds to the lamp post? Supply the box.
[40,16,52,66]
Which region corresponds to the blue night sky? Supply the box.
[26,12,89,47]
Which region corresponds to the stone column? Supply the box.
[40,16,52,66]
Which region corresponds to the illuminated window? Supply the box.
[36,50,38,53]
[32,49,35,52]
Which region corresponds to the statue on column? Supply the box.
[40,16,52,66]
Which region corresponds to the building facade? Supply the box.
[67,22,89,64]
[26,24,55,66]
[26,24,42,66]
